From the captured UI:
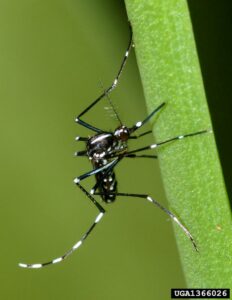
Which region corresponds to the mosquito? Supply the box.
[19,24,210,269]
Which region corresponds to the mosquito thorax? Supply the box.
[86,133,116,160]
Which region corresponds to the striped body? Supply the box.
[86,129,128,203]
[95,166,117,203]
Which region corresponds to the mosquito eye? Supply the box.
[114,127,129,141]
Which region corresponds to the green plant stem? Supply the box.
[125,0,232,287]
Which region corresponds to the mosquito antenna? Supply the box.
[99,80,122,126]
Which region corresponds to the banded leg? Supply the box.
[76,24,133,133]
[129,102,166,134]
[126,129,211,155]
[89,153,156,196]
[73,157,120,184]
[109,154,157,159]
[74,150,87,157]
[19,184,105,269]
[94,191,198,251]
[129,130,152,140]
[75,136,89,141]
[88,152,157,197]
[124,154,157,159]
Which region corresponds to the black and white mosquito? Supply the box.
[19,24,210,269]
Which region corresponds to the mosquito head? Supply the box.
[114,125,130,142]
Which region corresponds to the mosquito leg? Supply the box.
[75,136,89,142]
[74,150,87,157]
[126,129,211,155]
[129,102,166,134]
[76,25,133,133]
[124,154,157,159]
[73,157,121,184]
[94,191,198,251]
[19,184,105,269]
[129,130,152,139]
[90,150,157,198]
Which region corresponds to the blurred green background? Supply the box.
[0,1,231,300]
[0,1,184,300]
